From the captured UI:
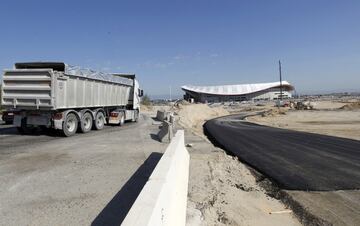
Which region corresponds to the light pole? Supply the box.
[169,85,172,101]
[279,60,283,100]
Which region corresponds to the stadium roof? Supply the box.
[182,81,294,96]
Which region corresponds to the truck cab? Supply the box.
[108,73,143,125]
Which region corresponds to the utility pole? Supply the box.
[169,85,172,102]
[279,60,283,100]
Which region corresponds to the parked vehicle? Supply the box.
[1,110,14,124]
[0,62,143,136]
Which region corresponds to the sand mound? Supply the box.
[176,99,190,105]
[340,102,360,110]
[140,104,153,112]
[261,108,287,117]
[176,104,228,136]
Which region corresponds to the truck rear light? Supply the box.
[52,112,63,120]
[110,112,119,117]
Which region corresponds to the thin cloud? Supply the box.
[173,54,185,60]
[138,60,174,69]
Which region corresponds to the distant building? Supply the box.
[182,81,294,103]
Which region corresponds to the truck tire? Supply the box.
[17,126,24,134]
[133,110,139,122]
[40,126,52,134]
[63,113,78,137]
[17,118,33,135]
[94,112,105,130]
[80,112,93,133]
[119,112,125,126]
[5,120,13,125]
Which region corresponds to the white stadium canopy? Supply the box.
[182,81,293,96]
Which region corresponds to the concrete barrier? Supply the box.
[169,113,175,124]
[157,121,174,143]
[156,110,170,121]
[121,130,190,226]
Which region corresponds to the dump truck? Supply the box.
[0,62,143,136]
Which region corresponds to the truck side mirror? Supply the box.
[139,89,144,97]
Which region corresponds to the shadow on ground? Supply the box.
[0,124,61,137]
[0,126,19,135]
[150,133,160,142]
[91,152,163,226]
[151,117,162,123]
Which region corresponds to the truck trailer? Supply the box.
[0,62,143,136]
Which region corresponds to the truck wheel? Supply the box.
[134,110,139,122]
[17,126,25,134]
[63,113,78,137]
[40,126,52,134]
[119,112,125,126]
[94,112,105,130]
[80,112,93,133]
[17,118,32,135]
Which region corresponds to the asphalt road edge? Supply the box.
[250,169,332,226]
[203,117,333,226]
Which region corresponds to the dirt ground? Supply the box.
[175,100,360,225]
[177,103,229,138]
[145,100,359,225]
[173,104,300,226]
[311,100,349,109]
[247,101,360,140]
[0,114,168,226]
[242,100,360,225]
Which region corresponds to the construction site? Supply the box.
[1,1,360,226]
[160,96,360,225]
[2,83,359,225]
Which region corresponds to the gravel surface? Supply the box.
[0,114,167,226]
[248,109,360,140]
[185,130,301,226]
[175,104,300,226]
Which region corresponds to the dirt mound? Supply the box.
[261,108,287,117]
[176,99,190,105]
[176,104,228,136]
[339,102,360,110]
[140,104,153,112]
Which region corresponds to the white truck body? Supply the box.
[1,62,143,136]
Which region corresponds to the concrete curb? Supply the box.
[156,110,170,121]
[157,121,174,143]
[121,130,190,226]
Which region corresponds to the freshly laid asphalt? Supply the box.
[204,114,360,191]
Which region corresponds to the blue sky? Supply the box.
[0,0,359,98]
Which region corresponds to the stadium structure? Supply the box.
[182,81,294,103]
